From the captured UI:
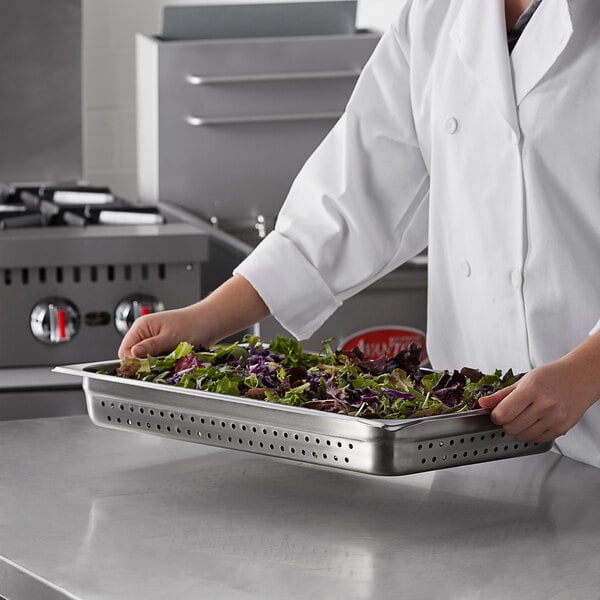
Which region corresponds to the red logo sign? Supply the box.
[339,326,428,364]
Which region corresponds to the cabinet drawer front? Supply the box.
[155,33,380,81]
[158,118,333,220]
[156,34,379,120]
[168,76,357,122]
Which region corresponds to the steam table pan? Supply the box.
[55,361,552,476]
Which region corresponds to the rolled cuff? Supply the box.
[233,231,342,340]
[590,318,600,336]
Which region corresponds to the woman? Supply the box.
[121,0,600,467]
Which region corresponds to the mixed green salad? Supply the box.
[114,335,522,420]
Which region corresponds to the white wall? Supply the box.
[82,0,398,200]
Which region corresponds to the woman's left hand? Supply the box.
[479,358,599,444]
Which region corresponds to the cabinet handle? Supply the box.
[186,69,361,86]
[186,112,342,127]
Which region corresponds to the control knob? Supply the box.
[30,298,80,344]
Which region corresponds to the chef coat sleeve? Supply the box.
[234,6,430,340]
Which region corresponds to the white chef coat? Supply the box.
[235,0,600,467]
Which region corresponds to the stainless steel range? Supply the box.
[0,187,209,419]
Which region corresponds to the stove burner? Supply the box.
[0,185,164,229]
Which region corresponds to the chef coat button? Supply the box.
[445,117,459,134]
[511,132,520,147]
[511,269,523,288]
[460,260,471,277]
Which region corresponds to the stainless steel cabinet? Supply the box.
[136,31,380,223]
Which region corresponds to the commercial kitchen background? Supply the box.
[83,0,397,200]
[2,3,600,600]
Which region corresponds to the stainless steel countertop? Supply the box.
[1,416,599,600]
[0,366,81,391]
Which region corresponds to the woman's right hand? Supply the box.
[117,274,271,360]
[118,306,204,359]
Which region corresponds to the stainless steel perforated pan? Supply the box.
[54,361,552,476]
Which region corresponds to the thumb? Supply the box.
[478,383,516,410]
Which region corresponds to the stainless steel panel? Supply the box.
[136,32,380,221]
[152,31,378,80]
[0,364,84,420]
[0,222,208,268]
[55,363,552,476]
[161,2,358,40]
[172,69,360,120]
[0,387,85,421]
[0,221,208,367]
[157,118,335,220]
